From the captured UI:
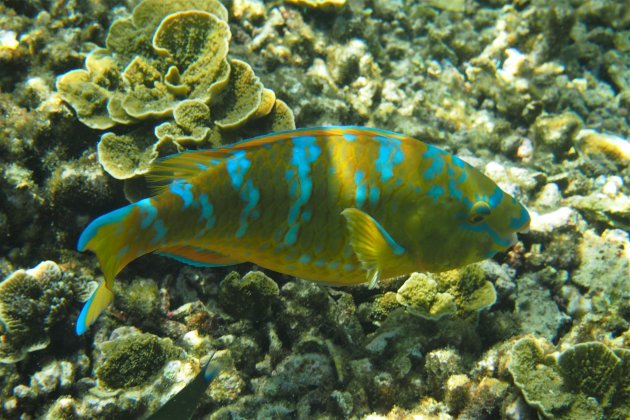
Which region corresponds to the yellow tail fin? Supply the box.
[76,199,159,335]
[76,280,114,335]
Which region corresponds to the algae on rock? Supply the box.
[96,332,183,389]
[218,270,280,320]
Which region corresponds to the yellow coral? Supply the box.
[55,0,295,181]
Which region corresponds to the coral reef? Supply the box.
[0,0,628,418]
[218,270,279,320]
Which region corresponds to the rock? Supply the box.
[218,271,279,320]
[515,273,570,341]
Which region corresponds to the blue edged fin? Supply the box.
[76,200,158,335]
[341,208,406,289]
[77,205,134,252]
[156,245,241,267]
[76,280,114,335]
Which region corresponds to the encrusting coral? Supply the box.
[396,263,497,320]
[0,261,92,363]
[507,336,628,419]
[56,0,295,180]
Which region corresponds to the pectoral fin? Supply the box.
[341,208,406,289]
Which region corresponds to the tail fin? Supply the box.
[76,280,114,335]
[76,199,159,335]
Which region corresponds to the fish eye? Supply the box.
[468,201,491,224]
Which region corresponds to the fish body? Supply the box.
[76,126,530,334]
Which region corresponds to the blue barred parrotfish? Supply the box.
[76,126,530,335]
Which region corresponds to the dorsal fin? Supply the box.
[147,126,414,194]
[146,130,296,193]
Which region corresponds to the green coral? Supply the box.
[97,131,157,180]
[396,273,457,320]
[508,337,627,419]
[155,99,212,145]
[56,0,295,180]
[396,264,496,320]
[96,333,182,389]
[0,261,92,363]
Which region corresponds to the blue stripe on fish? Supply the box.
[422,145,446,180]
[448,179,464,201]
[488,186,504,208]
[170,181,194,208]
[198,193,216,228]
[369,185,380,205]
[236,179,260,238]
[138,199,157,229]
[152,220,168,244]
[427,185,444,203]
[285,136,321,244]
[374,136,404,182]
[284,224,300,246]
[509,206,530,230]
[226,151,251,189]
[355,170,367,208]
[156,252,232,267]
[460,221,513,248]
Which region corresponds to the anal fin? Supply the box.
[341,208,406,288]
[157,245,241,267]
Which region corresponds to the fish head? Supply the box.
[404,159,531,271]
[451,169,531,265]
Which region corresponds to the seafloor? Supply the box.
[0,0,628,419]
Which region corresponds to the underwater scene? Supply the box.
[0,0,628,418]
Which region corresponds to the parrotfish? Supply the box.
[76,126,530,335]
